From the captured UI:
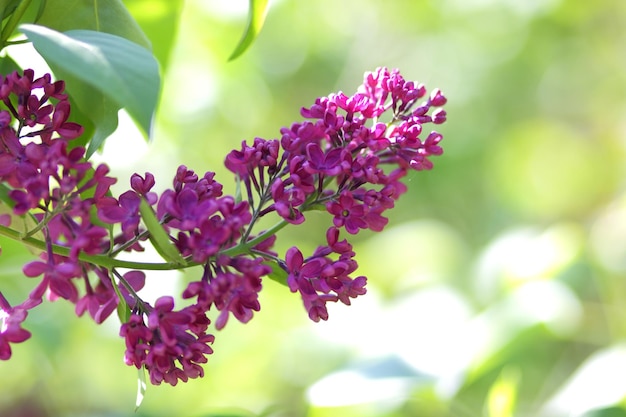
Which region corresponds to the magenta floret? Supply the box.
[0,67,446,386]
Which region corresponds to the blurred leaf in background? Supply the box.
[1,0,626,416]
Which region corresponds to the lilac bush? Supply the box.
[0,66,446,386]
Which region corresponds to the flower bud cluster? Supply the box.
[0,67,446,385]
[226,67,447,321]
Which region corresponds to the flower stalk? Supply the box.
[0,67,447,386]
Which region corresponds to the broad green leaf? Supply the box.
[138,198,185,266]
[36,0,150,50]
[54,70,119,158]
[228,0,269,61]
[135,366,147,411]
[71,77,119,158]
[20,24,160,140]
[63,92,95,152]
[264,260,287,286]
[125,0,183,71]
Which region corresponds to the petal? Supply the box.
[22,261,48,277]
[285,247,303,271]
[305,143,325,166]
[123,271,146,291]
[154,296,175,313]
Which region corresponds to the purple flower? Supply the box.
[148,296,193,346]
[18,94,52,127]
[97,192,142,238]
[23,258,81,301]
[327,191,368,234]
[172,165,198,192]
[120,299,216,386]
[76,270,145,324]
[119,314,152,368]
[0,67,446,385]
[161,188,218,231]
[325,227,354,258]
[131,172,158,204]
[36,100,84,143]
[304,143,351,176]
[285,247,322,296]
[270,178,305,224]
[0,295,31,360]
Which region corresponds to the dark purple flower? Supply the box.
[131,172,158,204]
[76,270,145,324]
[0,295,31,360]
[304,143,351,176]
[327,191,368,234]
[148,296,193,346]
[23,258,81,301]
[270,178,305,224]
[97,191,142,238]
[120,314,152,368]
[173,165,198,192]
[18,94,52,127]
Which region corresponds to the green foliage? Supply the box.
[0,0,625,416]
[0,0,20,22]
[229,0,269,61]
[583,407,626,417]
[21,24,160,156]
[135,366,147,411]
[124,0,184,71]
[138,198,185,266]
[110,272,131,323]
[36,0,150,49]
[264,260,288,286]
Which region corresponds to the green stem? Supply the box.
[0,224,183,270]
[22,209,53,239]
[112,268,148,313]
[0,218,289,271]
[224,219,288,257]
[4,38,29,46]
[110,228,151,256]
[0,0,32,49]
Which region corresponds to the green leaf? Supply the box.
[124,0,183,72]
[234,176,242,204]
[228,0,269,61]
[138,198,185,266]
[0,0,44,46]
[20,24,160,141]
[0,54,19,78]
[0,0,19,22]
[486,367,520,417]
[36,0,150,50]
[60,71,119,158]
[264,260,287,286]
[135,366,147,411]
[110,272,131,323]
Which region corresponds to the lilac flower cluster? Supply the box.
[226,67,446,321]
[0,67,446,385]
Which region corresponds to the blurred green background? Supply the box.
[1,0,626,416]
